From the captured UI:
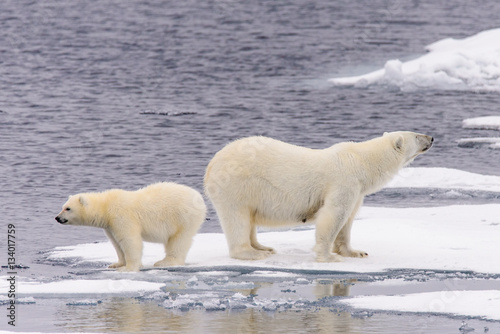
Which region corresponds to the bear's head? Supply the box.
[384,131,433,166]
[55,195,88,226]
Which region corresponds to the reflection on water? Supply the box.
[58,298,188,333]
[46,276,499,333]
[53,279,355,333]
[57,298,355,334]
[52,298,476,334]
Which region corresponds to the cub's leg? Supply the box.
[105,230,125,269]
[333,198,368,258]
[154,230,195,267]
[218,206,272,260]
[111,226,143,272]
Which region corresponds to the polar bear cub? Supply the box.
[204,132,433,263]
[56,182,206,272]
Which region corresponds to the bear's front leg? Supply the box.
[314,192,362,262]
[314,209,345,263]
[105,230,126,268]
[333,223,368,258]
[115,234,144,272]
[333,198,368,258]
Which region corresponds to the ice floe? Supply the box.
[47,203,500,274]
[459,116,500,149]
[457,137,500,149]
[340,290,500,321]
[330,28,500,92]
[0,278,164,295]
[463,116,500,130]
[387,167,500,192]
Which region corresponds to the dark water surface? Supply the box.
[1,0,500,332]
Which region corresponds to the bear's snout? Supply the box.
[55,216,68,224]
[419,135,433,152]
[423,136,434,151]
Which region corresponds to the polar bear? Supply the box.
[55,182,206,271]
[204,132,433,262]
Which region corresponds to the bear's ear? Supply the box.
[79,196,88,206]
[393,134,404,151]
[383,132,389,136]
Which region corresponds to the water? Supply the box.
[7,268,500,333]
[1,0,500,332]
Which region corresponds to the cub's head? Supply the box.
[384,131,433,166]
[55,195,88,226]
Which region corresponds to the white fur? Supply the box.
[56,182,206,271]
[204,132,433,262]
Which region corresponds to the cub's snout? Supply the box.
[55,216,68,224]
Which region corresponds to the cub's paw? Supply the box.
[154,259,184,267]
[231,248,273,261]
[116,264,142,272]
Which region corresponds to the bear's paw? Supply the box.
[231,248,274,261]
[316,253,344,263]
[341,249,368,258]
[108,262,125,269]
[154,258,185,267]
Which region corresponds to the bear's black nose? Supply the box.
[55,216,67,224]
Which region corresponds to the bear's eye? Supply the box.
[65,207,71,211]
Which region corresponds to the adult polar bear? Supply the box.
[205,132,433,262]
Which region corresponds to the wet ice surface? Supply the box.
[4,267,500,333]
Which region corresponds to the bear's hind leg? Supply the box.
[333,198,368,258]
[218,207,272,260]
[154,231,194,267]
[250,223,275,254]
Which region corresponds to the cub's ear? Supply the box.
[383,132,389,136]
[79,196,88,206]
[393,134,404,151]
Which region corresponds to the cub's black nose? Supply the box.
[55,216,67,224]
